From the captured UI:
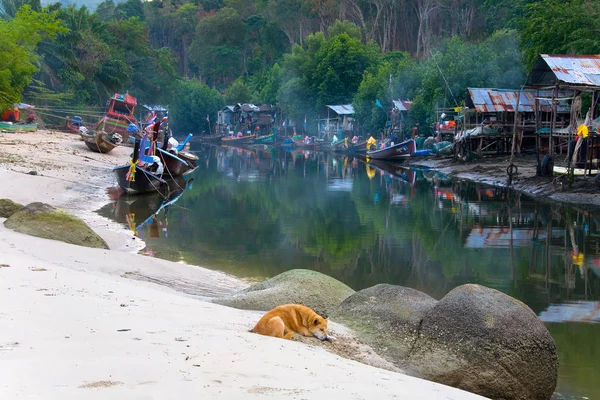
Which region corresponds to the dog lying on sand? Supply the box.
[251,304,329,341]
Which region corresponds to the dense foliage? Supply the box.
[1,0,599,133]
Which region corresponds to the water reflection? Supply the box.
[98,143,599,400]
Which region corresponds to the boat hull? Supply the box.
[349,141,368,154]
[81,131,119,153]
[292,138,321,149]
[221,134,256,145]
[113,164,168,195]
[96,116,136,143]
[0,122,38,132]
[156,148,196,177]
[366,139,415,160]
[254,134,275,144]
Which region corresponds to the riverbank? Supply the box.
[409,154,600,208]
[0,130,486,398]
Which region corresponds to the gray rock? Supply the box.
[334,284,438,362]
[408,284,557,400]
[0,198,23,218]
[213,269,354,317]
[4,202,109,249]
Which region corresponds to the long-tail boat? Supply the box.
[254,133,275,144]
[366,139,416,161]
[221,133,256,145]
[96,92,138,143]
[81,130,121,153]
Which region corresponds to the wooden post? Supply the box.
[549,85,558,158]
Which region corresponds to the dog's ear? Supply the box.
[313,318,320,325]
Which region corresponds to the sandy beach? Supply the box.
[0,130,486,399]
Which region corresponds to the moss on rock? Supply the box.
[4,202,108,249]
[213,269,354,317]
[0,198,23,218]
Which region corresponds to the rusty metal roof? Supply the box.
[527,54,600,88]
[467,88,570,113]
[326,104,354,115]
[392,100,412,111]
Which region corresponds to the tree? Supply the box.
[517,0,600,69]
[96,0,115,21]
[312,33,378,107]
[115,0,144,20]
[225,78,252,104]
[189,7,246,86]
[169,78,224,134]
[0,5,64,110]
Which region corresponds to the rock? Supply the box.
[27,170,38,175]
[408,284,557,400]
[4,202,109,249]
[213,269,354,317]
[0,198,23,218]
[334,284,438,361]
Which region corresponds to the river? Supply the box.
[98,143,600,400]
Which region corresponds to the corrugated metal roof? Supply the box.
[467,88,570,113]
[527,54,600,88]
[541,54,600,87]
[392,100,412,111]
[326,104,354,115]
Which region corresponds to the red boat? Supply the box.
[96,92,137,143]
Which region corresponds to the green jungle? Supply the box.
[1,0,599,133]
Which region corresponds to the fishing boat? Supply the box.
[99,175,188,229]
[0,122,38,132]
[96,92,138,143]
[113,162,168,195]
[366,139,416,161]
[156,148,197,177]
[199,133,225,143]
[348,140,368,154]
[291,137,323,149]
[325,138,348,153]
[254,133,275,144]
[114,132,168,195]
[553,166,600,176]
[81,130,122,153]
[221,134,256,145]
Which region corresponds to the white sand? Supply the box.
[0,130,486,399]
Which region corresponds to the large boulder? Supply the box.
[334,284,438,360]
[213,269,354,317]
[0,198,23,218]
[408,284,557,400]
[4,202,108,249]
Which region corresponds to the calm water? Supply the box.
[98,143,600,400]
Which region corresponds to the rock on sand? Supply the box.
[213,269,354,317]
[0,198,23,218]
[4,202,109,249]
[409,284,558,400]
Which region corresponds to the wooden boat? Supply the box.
[0,122,38,132]
[81,131,120,153]
[348,140,368,154]
[325,138,348,153]
[292,137,322,149]
[366,139,415,161]
[114,137,168,195]
[199,133,224,143]
[113,164,168,195]
[156,148,197,177]
[98,175,188,230]
[221,134,256,145]
[254,133,275,144]
[96,92,137,143]
[553,166,600,176]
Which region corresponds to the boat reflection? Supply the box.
[98,176,192,244]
